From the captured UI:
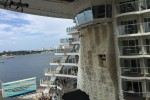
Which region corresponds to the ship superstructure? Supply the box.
[114,0,150,100]
[40,26,80,93]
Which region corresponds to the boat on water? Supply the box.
[0,61,5,63]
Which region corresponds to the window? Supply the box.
[147,59,150,73]
[98,54,106,67]
[77,13,86,25]
[84,8,93,22]
[106,4,112,17]
[92,5,105,18]
[145,39,150,54]
[119,0,139,14]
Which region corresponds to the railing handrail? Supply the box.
[115,0,143,7]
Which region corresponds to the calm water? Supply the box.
[0,52,55,87]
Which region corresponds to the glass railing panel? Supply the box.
[50,57,62,63]
[60,37,79,43]
[116,1,140,14]
[118,23,139,35]
[66,26,77,33]
[121,67,144,76]
[123,91,146,99]
[120,46,142,55]
[55,48,79,53]
[143,45,150,54]
[142,22,150,33]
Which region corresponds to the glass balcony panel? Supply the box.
[123,91,146,100]
[143,22,150,33]
[84,10,93,22]
[121,67,143,77]
[60,37,79,43]
[144,45,150,54]
[50,57,62,63]
[116,1,140,14]
[120,46,142,55]
[118,24,138,35]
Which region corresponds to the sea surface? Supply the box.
[0,52,55,87]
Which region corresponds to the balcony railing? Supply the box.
[45,67,78,76]
[120,46,142,55]
[66,26,78,33]
[117,22,150,35]
[142,22,150,33]
[60,37,79,44]
[50,57,78,64]
[55,48,79,53]
[118,23,139,35]
[40,78,54,85]
[123,91,146,100]
[121,67,144,77]
[115,0,150,14]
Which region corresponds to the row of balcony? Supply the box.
[116,0,150,15]
[119,45,150,55]
[55,48,79,53]
[117,22,150,35]
[66,26,78,34]
[60,37,79,44]
[50,57,78,64]
[44,67,78,76]
[121,67,150,77]
[121,80,150,99]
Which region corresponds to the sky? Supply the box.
[0,9,75,52]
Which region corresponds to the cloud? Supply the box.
[0,8,75,52]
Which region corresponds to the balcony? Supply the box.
[115,0,150,16]
[60,37,79,44]
[121,67,144,77]
[44,67,78,78]
[142,22,150,33]
[123,91,146,100]
[120,46,142,56]
[117,23,139,36]
[55,48,79,56]
[66,26,78,34]
[50,57,78,66]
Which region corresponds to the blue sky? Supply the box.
[0,9,75,52]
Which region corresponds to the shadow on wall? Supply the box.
[62,89,90,100]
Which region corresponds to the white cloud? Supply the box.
[0,8,75,51]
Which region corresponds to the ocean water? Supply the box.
[0,52,55,87]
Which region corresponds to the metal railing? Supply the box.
[50,57,78,64]
[55,48,79,53]
[117,22,150,35]
[122,90,146,99]
[66,26,77,33]
[121,67,143,75]
[120,45,142,55]
[142,22,150,33]
[115,0,150,14]
[45,67,78,76]
[118,23,139,35]
[60,37,79,44]
[40,78,54,85]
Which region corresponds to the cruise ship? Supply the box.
[40,26,80,94]
[1,0,150,100]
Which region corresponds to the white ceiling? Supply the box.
[0,0,110,19]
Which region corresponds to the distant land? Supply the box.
[0,50,54,57]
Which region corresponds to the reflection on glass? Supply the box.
[77,13,86,25]
[84,10,93,22]
[75,4,112,25]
